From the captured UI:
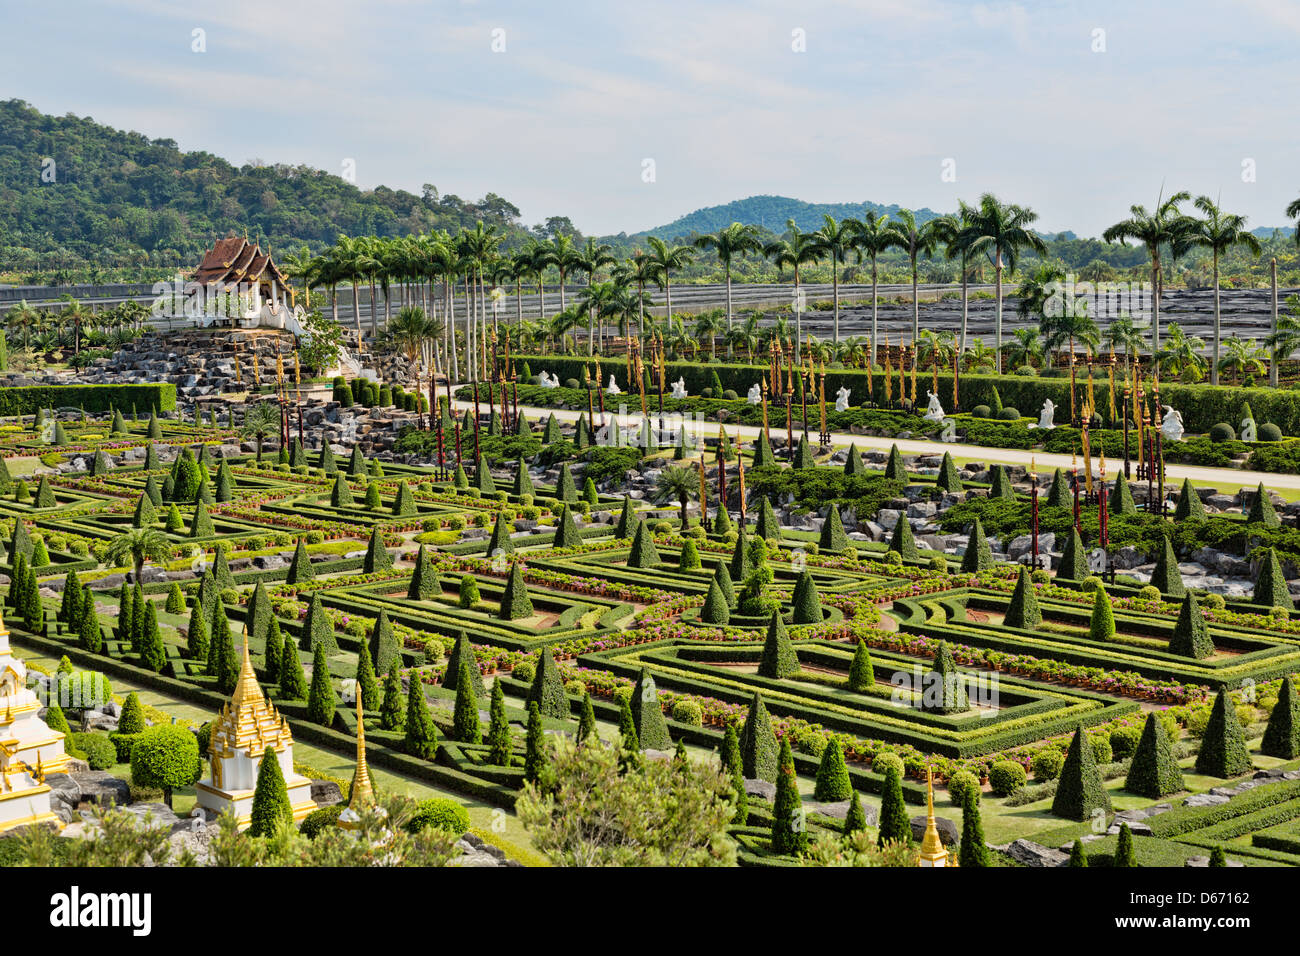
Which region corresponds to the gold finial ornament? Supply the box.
[347,693,374,818]
[918,767,950,867]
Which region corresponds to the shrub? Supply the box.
[300,804,344,838]
[1209,422,1236,442]
[1031,748,1065,781]
[948,769,981,807]
[407,797,471,835]
[1109,724,1144,759]
[71,731,115,770]
[872,751,904,779]
[671,699,703,726]
[1125,712,1185,797]
[971,404,991,419]
[512,661,535,683]
[1259,422,1283,442]
[989,760,1027,796]
[997,407,1020,421]
[1138,585,1161,602]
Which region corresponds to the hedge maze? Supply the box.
[7,400,1300,867]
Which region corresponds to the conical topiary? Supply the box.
[883,444,907,482]
[888,513,918,560]
[443,631,485,698]
[1004,565,1041,629]
[1051,726,1111,820]
[1125,712,1185,797]
[1109,471,1136,515]
[1173,478,1206,521]
[1046,468,1072,509]
[1253,547,1294,610]
[1149,537,1185,597]
[1168,592,1213,659]
[813,738,852,801]
[499,561,533,620]
[987,464,1014,501]
[818,506,849,554]
[700,578,730,625]
[848,639,874,691]
[1261,676,1300,759]
[1057,526,1087,581]
[758,608,799,678]
[527,646,567,718]
[1195,688,1253,778]
[1247,483,1280,528]
[630,668,672,750]
[935,452,963,493]
[739,693,778,782]
[627,519,660,569]
[960,518,992,573]
[770,738,807,855]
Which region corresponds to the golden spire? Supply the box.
[918,767,949,867]
[348,693,374,812]
[231,636,264,708]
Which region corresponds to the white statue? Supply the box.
[1240,414,1257,443]
[1029,398,1056,431]
[835,386,851,413]
[606,375,621,396]
[1160,405,1184,442]
[746,383,762,405]
[923,390,945,422]
[538,371,559,389]
[671,377,688,400]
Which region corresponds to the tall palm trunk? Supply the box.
[1270,257,1279,388]
[994,250,1004,374]
[1210,250,1221,386]
[832,258,841,344]
[870,260,878,367]
[368,276,379,337]
[910,259,919,343]
[350,281,363,353]
[1150,254,1162,359]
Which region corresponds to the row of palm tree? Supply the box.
[2,297,151,355]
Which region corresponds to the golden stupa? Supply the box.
[339,694,373,830]
[917,767,951,867]
[0,609,65,831]
[195,637,316,829]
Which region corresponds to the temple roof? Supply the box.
[210,639,294,758]
[193,237,289,288]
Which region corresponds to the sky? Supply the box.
[4,0,1299,238]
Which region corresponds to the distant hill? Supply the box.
[631,195,945,239]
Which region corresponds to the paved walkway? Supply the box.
[451,398,1300,496]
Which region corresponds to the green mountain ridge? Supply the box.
[629,195,946,239]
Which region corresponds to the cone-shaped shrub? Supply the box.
[245,581,271,645]
[542,413,562,443]
[740,693,778,782]
[794,434,816,469]
[714,504,733,538]
[1169,592,1213,658]
[678,538,701,571]
[378,665,404,731]
[720,722,748,823]
[1262,676,1300,759]
[553,504,581,549]
[888,513,918,560]
[713,561,736,608]
[1113,822,1136,866]
[144,473,162,506]
[77,586,101,653]
[814,738,851,801]
[452,663,482,743]
[730,523,751,580]
[528,647,567,718]
[1046,468,1071,509]
[34,476,55,508]
[213,607,238,695]
[928,640,968,713]
[391,481,416,517]
[1069,839,1088,866]
[131,493,156,529]
[186,600,209,663]
[1174,477,1206,521]
[524,702,547,783]
[627,519,660,569]
[1057,526,1087,580]
[1150,537,1185,597]
[1052,726,1111,820]
[317,442,337,475]
[368,610,400,676]
[819,506,848,554]
[513,458,534,497]
[884,444,907,482]
[844,443,866,476]
[844,789,866,834]
[1109,471,1136,515]
[1125,712,1185,797]
[355,638,379,712]
[555,463,577,502]
[286,537,314,584]
[278,638,307,700]
[1253,547,1294,610]
[987,464,1014,500]
[631,668,672,750]
[960,518,992,573]
[700,578,730,625]
[187,500,214,537]
[1195,688,1253,778]
[791,570,823,624]
[404,678,438,759]
[263,618,283,685]
[936,452,963,493]
[614,496,636,538]
[487,512,515,555]
[1005,566,1041,629]
[471,456,496,495]
[848,639,874,691]
[1089,587,1116,641]
[877,765,911,847]
[1248,482,1280,528]
[330,474,354,507]
[364,481,382,509]
[443,631,485,698]
[499,561,533,620]
[248,746,293,837]
[755,496,780,541]
[752,430,776,467]
[211,544,235,591]
[959,789,990,867]
[300,592,337,654]
[758,609,799,678]
[407,545,435,600]
[363,526,391,573]
[139,601,166,672]
[771,738,807,854]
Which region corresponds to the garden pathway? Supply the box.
[452,399,1300,496]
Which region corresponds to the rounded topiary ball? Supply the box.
[407,797,471,835]
[989,760,1027,796]
[1109,724,1143,759]
[1031,748,1065,781]
[1209,422,1236,442]
[1138,585,1161,601]
[1259,422,1283,442]
[947,769,981,807]
[1014,365,1037,376]
[998,407,1020,421]
[564,379,580,390]
[723,389,739,401]
[873,751,904,778]
[971,404,991,419]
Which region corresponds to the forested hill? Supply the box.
[633,195,944,239]
[0,99,528,263]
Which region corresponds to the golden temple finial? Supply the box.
[918,766,949,867]
[34,755,44,784]
[231,636,263,708]
[348,693,374,813]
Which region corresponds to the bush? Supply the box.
[997,407,1021,421]
[407,797,471,835]
[1032,748,1065,781]
[512,661,535,683]
[71,731,115,770]
[989,761,1027,796]
[1209,422,1236,442]
[873,751,904,779]
[1260,422,1283,442]
[971,405,991,419]
[671,699,703,726]
[1110,724,1144,759]
[1204,593,1226,610]
[948,769,981,807]
[1080,575,1102,593]
[1138,585,1161,601]
[299,804,344,838]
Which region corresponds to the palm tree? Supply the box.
[810,215,858,344]
[280,245,317,308]
[1001,327,1044,371]
[653,465,699,529]
[1217,338,1267,385]
[934,204,977,357]
[239,401,282,461]
[549,234,582,318]
[1288,197,1300,246]
[962,337,997,372]
[726,313,763,363]
[105,528,172,585]
[58,296,90,356]
[694,223,762,342]
[916,329,956,371]
[333,234,368,350]
[692,310,726,360]
[960,194,1048,372]
[1156,323,1207,379]
[1103,312,1150,362]
[616,253,664,347]
[1266,296,1300,369]
[643,237,694,328]
[3,299,40,351]
[576,238,616,353]
[1102,190,1191,356]
[885,210,941,347]
[764,220,822,356]
[1187,196,1263,385]
[850,211,898,367]
[527,239,556,322]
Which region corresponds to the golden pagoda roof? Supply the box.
[210,638,293,759]
[348,694,373,812]
[918,767,950,867]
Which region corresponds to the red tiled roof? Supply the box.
[193,237,288,287]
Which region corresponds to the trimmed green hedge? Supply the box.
[0,384,177,416]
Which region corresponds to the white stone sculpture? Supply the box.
[1029,398,1056,431]
[606,375,621,396]
[923,390,945,422]
[671,377,688,400]
[747,383,762,405]
[835,386,851,413]
[539,371,559,389]
[1160,405,1184,442]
